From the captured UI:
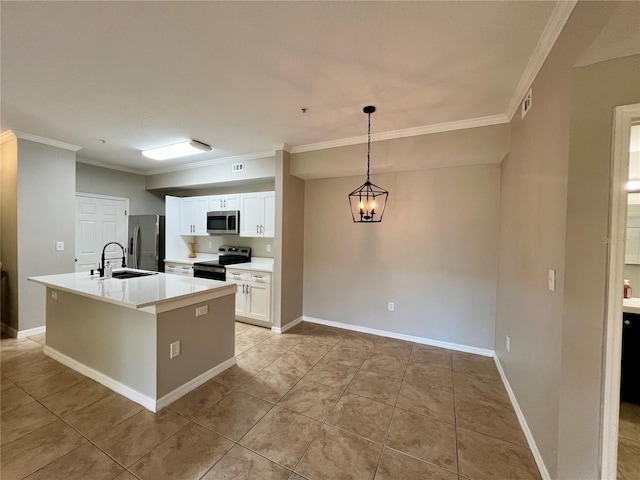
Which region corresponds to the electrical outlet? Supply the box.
[170,341,181,358]
[208,241,212,249]
[55,241,64,251]
[51,291,58,300]
[506,335,511,352]
[196,305,208,317]
[388,302,395,312]
[266,244,271,253]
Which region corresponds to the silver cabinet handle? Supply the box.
[245,284,250,294]
[256,225,259,234]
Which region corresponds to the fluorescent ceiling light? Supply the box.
[141,140,212,160]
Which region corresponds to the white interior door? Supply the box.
[75,194,128,272]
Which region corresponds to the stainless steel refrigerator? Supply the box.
[128,215,165,272]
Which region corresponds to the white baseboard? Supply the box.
[17,325,46,339]
[272,316,302,334]
[44,345,157,411]
[302,316,494,357]
[44,346,237,413]
[1,322,18,338]
[493,355,550,480]
[156,357,237,411]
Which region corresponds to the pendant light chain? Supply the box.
[366,111,371,182]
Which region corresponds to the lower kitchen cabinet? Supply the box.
[226,268,271,324]
[164,262,194,276]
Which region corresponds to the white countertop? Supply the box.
[28,270,236,312]
[623,297,640,314]
[165,254,218,265]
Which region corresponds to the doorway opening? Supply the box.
[602,103,640,480]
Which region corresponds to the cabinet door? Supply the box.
[240,193,262,237]
[209,195,224,212]
[246,282,271,322]
[261,192,275,238]
[179,198,196,235]
[233,281,247,316]
[193,197,210,235]
[224,195,240,211]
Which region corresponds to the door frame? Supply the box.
[75,192,130,271]
[602,103,640,479]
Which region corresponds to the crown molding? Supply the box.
[275,143,292,153]
[505,0,578,120]
[76,157,146,176]
[290,114,508,154]
[0,130,17,144]
[9,130,83,151]
[145,150,276,176]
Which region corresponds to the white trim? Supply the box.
[77,157,146,176]
[155,356,237,411]
[0,131,17,144]
[291,114,508,154]
[44,345,157,411]
[272,316,302,334]
[44,345,237,412]
[145,150,275,176]
[1,323,18,338]
[602,103,640,480]
[76,192,130,203]
[505,1,577,120]
[494,355,550,480]
[17,325,46,339]
[10,130,82,152]
[302,316,494,357]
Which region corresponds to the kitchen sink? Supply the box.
[111,270,158,279]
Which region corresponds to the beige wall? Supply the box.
[17,140,77,331]
[76,161,165,215]
[1,138,19,329]
[274,150,305,329]
[291,123,509,180]
[494,2,619,478]
[145,155,276,190]
[303,164,500,348]
[558,54,640,478]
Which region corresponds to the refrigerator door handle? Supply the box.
[133,226,141,269]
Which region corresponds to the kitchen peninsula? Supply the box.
[28,270,237,412]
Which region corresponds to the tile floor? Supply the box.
[0,322,543,480]
[619,401,640,479]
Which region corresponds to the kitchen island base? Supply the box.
[42,287,235,412]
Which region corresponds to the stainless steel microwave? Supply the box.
[207,210,240,235]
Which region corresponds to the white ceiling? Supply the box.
[0,1,614,174]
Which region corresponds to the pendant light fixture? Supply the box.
[348,106,388,223]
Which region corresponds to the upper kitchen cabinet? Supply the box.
[179,196,209,235]
[240,191,275,238]
[210,194,240,212]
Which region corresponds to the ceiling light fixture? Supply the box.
[141,140,212,160]
[348,106,388,223]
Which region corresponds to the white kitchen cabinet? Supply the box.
[240,191,275,238]
[179,196,209,235]
[209,194,240,212]
[165,262,194,277]
[226,269,271,323]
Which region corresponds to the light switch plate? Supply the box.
[196,305,208,317]
[548,269,556,292]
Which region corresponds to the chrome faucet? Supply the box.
[98,242,126,277]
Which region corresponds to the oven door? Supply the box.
[193,264,226,281]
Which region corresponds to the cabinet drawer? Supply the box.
[165,263,194,276]
[226,269,271,284]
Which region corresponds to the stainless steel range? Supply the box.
[193,246,251,281]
